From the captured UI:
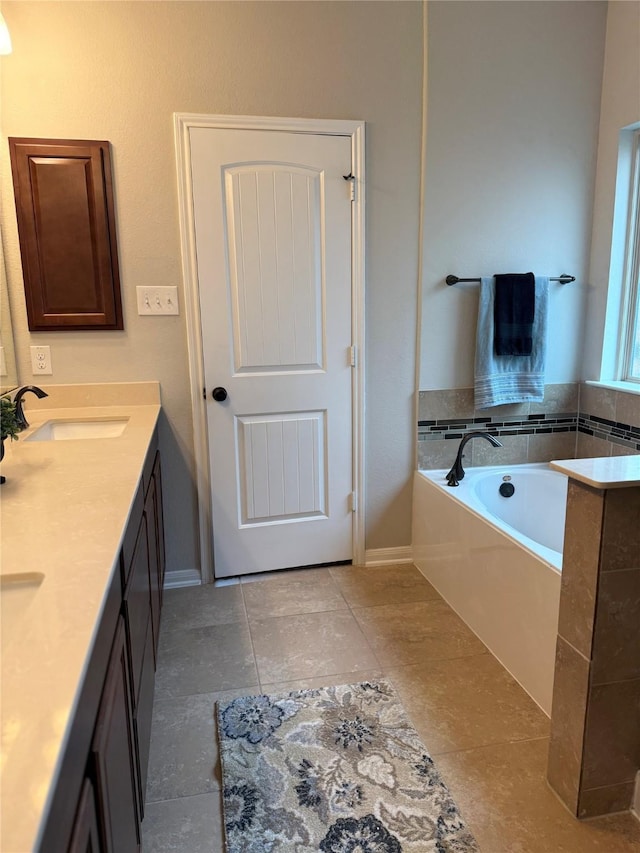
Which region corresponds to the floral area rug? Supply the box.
[217,680,479,852]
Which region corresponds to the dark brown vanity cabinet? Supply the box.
[8,137,123,331]
[38,440,165,853]
[91,618,140,853]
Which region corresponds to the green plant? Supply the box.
[1,395,21,441]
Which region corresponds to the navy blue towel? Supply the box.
[494,272,535,356]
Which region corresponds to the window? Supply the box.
[600,123,640,388]
[621,129,640,382]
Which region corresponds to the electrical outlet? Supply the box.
[136,286,179,316]
[30,345,52,375]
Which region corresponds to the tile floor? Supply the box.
[141,564,640,852]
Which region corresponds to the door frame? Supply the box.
[174,113,366,583]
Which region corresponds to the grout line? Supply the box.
[238,580,263,692]
[152,682,261,702]
[429,734,550,759]
[144,790,222,806]
[259,668,387,694]
[382,650,492,674]
[326,566,353,610]
[343,593,444,610]
[145,781,222,806]
[343,596,387,673]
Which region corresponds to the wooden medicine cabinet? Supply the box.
[9,137,123,331]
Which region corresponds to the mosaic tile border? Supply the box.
[418,412,578,441]
[418,410,640,452]
[578,413,640,451]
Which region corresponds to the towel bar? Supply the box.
[446,274,575,286]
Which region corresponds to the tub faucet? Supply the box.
[445,430,503,487]
[13,385,49,430]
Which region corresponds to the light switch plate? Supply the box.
[136,286,179,315]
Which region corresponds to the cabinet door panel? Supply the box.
[121,482,144,592]
[134,620,155,816]
[153,453,166,599]
[8,137,123,331]
[92,618,139,853]
[124,514,151,707]
[145,451,165,658]
[145,487,161,659]
[68,778,102,853]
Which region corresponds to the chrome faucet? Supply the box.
[13,385,49,430]
[445,430,503,487]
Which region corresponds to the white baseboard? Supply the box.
[364,546,413,566]
[164,552,415,583]
[163,568,202,589]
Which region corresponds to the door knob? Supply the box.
[211,387,228,402]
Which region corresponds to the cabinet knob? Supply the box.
[211,387,228,402]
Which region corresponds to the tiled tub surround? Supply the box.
[576,383,640,458]
[546,457,640,819]
[418,383,640,469]
[578,413,640,452]
[418,384,579,470]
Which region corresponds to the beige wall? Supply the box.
[419,1,607,390]
[0,1,423,571]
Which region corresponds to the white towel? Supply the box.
[474,276,549,409]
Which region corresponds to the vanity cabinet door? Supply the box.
[92,617,140,853]
[144,484,160,660]
[134,619,155,816]
[124,513,151,706]
[124,454,162,817]
[68,779,102,853]
[145,451,165,658]
[153,453,166,600]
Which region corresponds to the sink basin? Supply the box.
[1,572,45,643]
[25,418,129,441]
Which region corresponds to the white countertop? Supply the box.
[550,454,640,489]
[0,383,161,853]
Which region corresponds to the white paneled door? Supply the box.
[189,127,355,577]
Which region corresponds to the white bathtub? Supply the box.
[412,463,567,715]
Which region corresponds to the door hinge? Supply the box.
[349,491,357,513]
[343,172,356,202]
[349,345,357,367]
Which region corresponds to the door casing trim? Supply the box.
[174,113,366,582]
